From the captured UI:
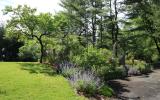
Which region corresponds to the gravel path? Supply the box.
[109,69,160,100]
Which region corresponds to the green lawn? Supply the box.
[0,62,85,100]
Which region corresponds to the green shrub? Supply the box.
[72,46,112,71]
[103,67,126,81]
[151,53,160,63]
[45,35,84,64]
[77,80,97,97]
[72,46,125,80]
[19,41,39,62]
[98,85,114,97]
[138,63,152,74]
[44,37,66,64]
[126,60,152,74]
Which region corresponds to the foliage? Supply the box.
[141,64,153,74]
[0,24,23,61]
[72,46,112,70]
[53,12,71,35]
[19,40,39,62]
[126,60,152,74]
[43,37,65,64]
[76,80,97,97]
[45,35,85,64]
[98,85,114,97]
[3,5,55,63]
[103,67,126,81]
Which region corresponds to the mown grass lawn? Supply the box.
[0,62,85,100]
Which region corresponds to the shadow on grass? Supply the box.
[0,89,7,96]
[19,63,56,76]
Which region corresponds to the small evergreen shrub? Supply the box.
[98,85,114,97]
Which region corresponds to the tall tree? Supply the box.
[3,5,54,63]
[124,0,160,57]
[60,0,108,47]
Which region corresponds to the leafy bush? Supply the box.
[43,37,66,64]
[45,35,84,64]
[71,46,126,81]
[98,85,114,97]
[76,80,97,96]
[126,60,152,74]
[138,63,152,74]
[19,41,39,61]
[103,67,126,81]
[151,54,160,63]
[72,46,112,72]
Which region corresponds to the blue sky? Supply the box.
[0,0,63,23]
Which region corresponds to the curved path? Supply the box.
[109,69,160,100]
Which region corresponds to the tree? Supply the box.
[3,5,54,63]
[0,23,23,61]
[124,0,160,58]
[60,0,108,47]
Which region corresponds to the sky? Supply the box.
[0,0,63,23]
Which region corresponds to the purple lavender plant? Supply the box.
[69,70,104,96]
[57,61,104,96]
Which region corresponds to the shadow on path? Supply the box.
[107,68,160,100]
[108,80,141,100]
[108,80,129,95]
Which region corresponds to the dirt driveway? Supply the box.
[109,69,160,100]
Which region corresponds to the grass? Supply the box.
[0,62,86,100]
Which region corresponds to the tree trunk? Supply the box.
[100,1,103,47]
[123,53,128,76]
[91,1,96,46]
[114,0,118,57]
[109,0,115,46]
[37,38,44,63]
[100,15,103,47]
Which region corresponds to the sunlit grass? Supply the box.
[0,62,86,100]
